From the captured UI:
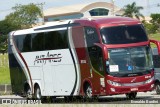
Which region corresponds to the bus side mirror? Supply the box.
[150,39,160,55]
[94,43,108,59]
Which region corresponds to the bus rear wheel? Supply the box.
[126,92,137,99]
[34,86,41,100]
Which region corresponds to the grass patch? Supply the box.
[149,33,160,48]
[149,33,160,40]
[0,54,10,84]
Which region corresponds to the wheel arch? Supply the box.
[34,83,40,92]
[155,79,160,84]
[24,82,30,93]
[32,80,42,94]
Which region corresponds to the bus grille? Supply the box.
[121,81,145,87]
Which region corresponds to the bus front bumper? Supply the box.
[106,81,155,95]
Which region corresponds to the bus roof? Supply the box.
[75,16,141,28]
[12,20,72,35]
[12,16,141,36]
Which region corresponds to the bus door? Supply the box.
[84,26,105,92]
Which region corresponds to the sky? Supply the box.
[0,0,160,21]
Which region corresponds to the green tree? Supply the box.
[0,3,42,53]
[0,35,7,54]
[0,19,18,54]
[142,21,157,34]
[150,14,160,32]
[123,2,144,20]
[5,3,42,29]
[0,19,18,35]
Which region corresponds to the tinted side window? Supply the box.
[14,30,68,52]
[32,33,44,51]
[45,30,68,50]
[84,27,100,48]
[22,34,32,52]
[57,30,68,49]
[14,35,25,52]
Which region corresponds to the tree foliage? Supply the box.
[0,3,42,53]
[0,19,18,35]
[0,35,7,54]
[150,14,160,31]
[123,2,144,20]
[5,3,42,29]
[142,14,160,35]
[142,21,157,34]
[0,19,18,53]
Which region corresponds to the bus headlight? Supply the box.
[145,76,154,84]
[107,80,121,86]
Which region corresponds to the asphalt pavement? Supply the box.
[0,91,160,104]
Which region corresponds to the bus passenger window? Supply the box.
[32,33,44,51]
[14,35,25,52]
[45,30,68,50]
[23,34,32,52]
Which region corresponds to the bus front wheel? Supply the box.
[126,92,137,99]
[155,83,160,94]
[34,85,41,100]
[84,84,92,98]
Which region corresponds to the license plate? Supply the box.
[131,88,138,91]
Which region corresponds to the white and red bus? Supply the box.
[8,17,160,100]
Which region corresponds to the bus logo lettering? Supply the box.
[34,52,62,65]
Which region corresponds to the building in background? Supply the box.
[44,2,123,22]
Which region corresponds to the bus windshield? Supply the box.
[108,46,153,75]
[101,25,148,44]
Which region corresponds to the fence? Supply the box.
[0,53,11,94]
[0,53,9,67]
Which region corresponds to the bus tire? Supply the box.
[24,84,32,99]
[155,83,160,94]
[34,85,41,100]
[126,92,137,99]
[26,88,32,99]
[64,96,73,102]
[50,96,56,103]
[84,84,92,99]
